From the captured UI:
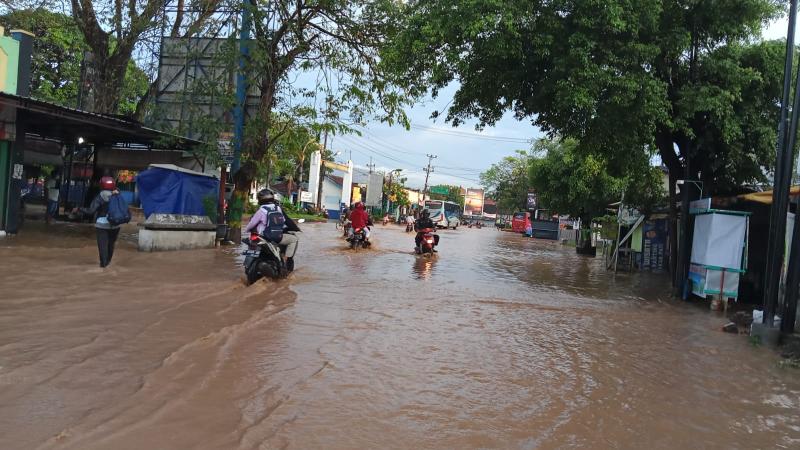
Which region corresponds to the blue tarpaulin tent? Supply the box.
[136,164,218,217]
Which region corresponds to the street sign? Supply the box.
[430,186,449,195]
[218,133,234,164]
[300,191,313,202]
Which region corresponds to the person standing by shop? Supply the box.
[44,170,61,224]
[77,177,121,268]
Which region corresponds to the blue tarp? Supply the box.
[136,167,218,217]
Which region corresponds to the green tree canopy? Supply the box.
[0,8,150,115]
[383,0,783,193]
[528,139,664,223]
[480,151,533,213]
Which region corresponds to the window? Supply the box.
[425,201,443,209]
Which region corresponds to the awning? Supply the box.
[1,92,202,150]
[737,186,800,204]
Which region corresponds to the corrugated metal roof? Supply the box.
[0,92,203,149]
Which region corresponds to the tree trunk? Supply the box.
[82,46,130,114]
[229,160,258,243]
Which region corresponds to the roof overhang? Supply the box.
[1,92,203,151]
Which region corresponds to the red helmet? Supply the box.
[100,176,116,190]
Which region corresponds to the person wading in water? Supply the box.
[77,176,121,268]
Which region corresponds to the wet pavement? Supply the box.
[1,221,799,449]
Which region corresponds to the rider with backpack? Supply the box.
[245,188,300,268]
[78,176,130,268]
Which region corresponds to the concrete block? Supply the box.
[137,214,216,252]
[138,228,216,252]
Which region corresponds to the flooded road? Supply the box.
[1,222,799,449]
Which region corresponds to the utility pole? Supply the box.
[316,98,332,211]
[367,157,376,174]
[763,0,800,327]
[422,154,437,196]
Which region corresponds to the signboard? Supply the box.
[430,185,449,195]
[526,192,538,210]
[218,132,234,164]
[156,37,261,138]
[689,198,711,211]
[365,173,383,207]
[464,188,485,217]
[0,33,20,94]
[300,191,313,202]
[641,218,668,271]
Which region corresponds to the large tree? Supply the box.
[64,0,223,114]
[384,0,783,277]
[0,8,154,114]
[224,0,411,226]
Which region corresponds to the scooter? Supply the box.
[347,227,371,250]
[415,227,438,256]
[242,232,295,285]
[405,222,414,232]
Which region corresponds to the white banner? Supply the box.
[691,213,747,270]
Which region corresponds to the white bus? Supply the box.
[424,200,461,229]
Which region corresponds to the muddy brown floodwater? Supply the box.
[1,221,800,449]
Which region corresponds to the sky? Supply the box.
[335,14,792,191]
[328,83,542,190]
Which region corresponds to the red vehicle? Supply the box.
[511,212,532,233]
[415,227,438,255]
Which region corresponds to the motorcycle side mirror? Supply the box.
[297,219,306,223]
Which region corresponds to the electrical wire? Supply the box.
[409,124,533,143]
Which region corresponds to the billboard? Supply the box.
[155,38,261,139]
[526,192,538,210]
[464,188,485,217]
[364,173,383,207]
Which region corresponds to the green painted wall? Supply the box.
[631,222,643,253]
[0,33,20,94]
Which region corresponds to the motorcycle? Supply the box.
[336,218,351,238]
[405,222,414,232]
[415,227,438,256]
[347,227,371,250]
[242,232,294,285]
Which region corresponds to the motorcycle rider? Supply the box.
[245,188,301,268]
[348,202,372,242]
[414,209,440,251]
[405,212,415,232]
[340,205,352,236]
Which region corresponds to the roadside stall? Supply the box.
[688,206,750,309]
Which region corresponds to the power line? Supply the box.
[409,124,533,143]
[437,174,483,184]
[437,165,484,173]
[339,135,423,168]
